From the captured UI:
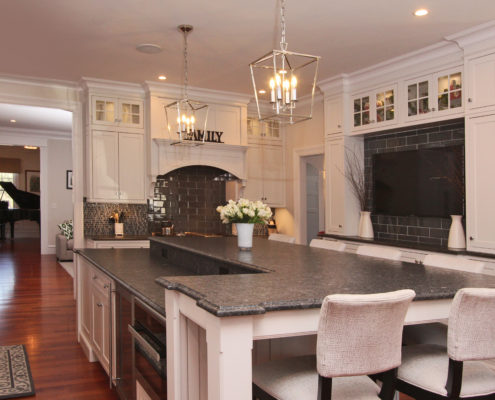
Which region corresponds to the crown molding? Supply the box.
[80,77,145,97]
[144,81,252,106]
[446,20,495,56]
[0,73,79,90]
[318,74,350,96]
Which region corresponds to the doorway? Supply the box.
[303,155,325,244]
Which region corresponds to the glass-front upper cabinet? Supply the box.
[92,96,143,128]
[352,85,397,133]
[403,68,463,124]
[247,117,280,141]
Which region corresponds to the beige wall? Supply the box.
[46,139,73,248]
[0,145,40,191]
[275,98,325,237]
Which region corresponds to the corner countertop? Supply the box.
[86,235,150,241]
[153,236,495,317]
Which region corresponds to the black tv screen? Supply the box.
[373,145,463,218]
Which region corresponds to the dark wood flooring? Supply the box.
[0,238,118,399]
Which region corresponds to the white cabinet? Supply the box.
[351,85,397,133]
[466,113,495,254]
[91,130,145,202]
[466,52,495,113]
[324,136,361,235]
[247,118,281,142]
[324,96,343,135]
[92,96,144,129]
[77,256,114,375]
[243,144,285,207]
[402,68,463,124]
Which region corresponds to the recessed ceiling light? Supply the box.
[258,90,266,94]
[10,119,16,123]
[24,146,38,150]
[158,75,167,80]
[414,8,429,16]
[136,44,163,54]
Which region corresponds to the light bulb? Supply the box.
[291,76,297,101]
[291,76,297,88]
[269,79,275,89]
[190,116,195,124]
[181,115,186,122]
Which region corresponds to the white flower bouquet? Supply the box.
[216,198,272,224]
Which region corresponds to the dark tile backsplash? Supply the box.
[364,118,465,247]
[84,202,148,236]
[148,166,229,235]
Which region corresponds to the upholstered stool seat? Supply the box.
[268,233,296,243]
[399,344,495,397]
[253,355,381,400]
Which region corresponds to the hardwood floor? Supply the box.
[0,238,118,399]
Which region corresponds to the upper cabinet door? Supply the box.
[466,52,495,112]
[435,70,463,117]
[403,76,434,123]
[92,96,117,126]
[351,85,397,133]
[118,99,144,128]
[92,130,119,200]
[118,132,145,201]
[324,97,343,135]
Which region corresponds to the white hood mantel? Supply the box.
[152,138,247,181]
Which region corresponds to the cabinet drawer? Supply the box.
[89,266,112,294]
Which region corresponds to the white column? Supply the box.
[165,289,183,400]
[206,316,254,400]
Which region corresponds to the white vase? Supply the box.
[448,215,466,249]
[358,211,374,239]
[114,223,124,237]
[236,223,254,250]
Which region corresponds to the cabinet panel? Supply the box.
[325,137,345,233]
[91,285,110,372]
[324,97,343,135]
[92,130,119,200]
[243,146,264,202]
[466,114,495,253]
[119,99,144,129]
[262,146,285,207]
[92,96,143,128]
[119,133,145,201]
[93,96,117,126]
[467,53,495,112]
[80,259,92,340]
[351,85,397,133]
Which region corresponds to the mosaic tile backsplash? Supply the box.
[148,166,229,235]
[364,118,465,246]
[84,202,148,236]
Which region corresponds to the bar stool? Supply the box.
[309,239,346,252]
[252,289,415,400]
[356,244,402,261]
[268,233,296,244]
[397,288,495,399]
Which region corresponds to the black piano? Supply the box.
[0,182,40,240]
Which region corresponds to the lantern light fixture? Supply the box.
[164,25,208,145]
[249,0,320,125]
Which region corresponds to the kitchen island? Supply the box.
[77,236,495,400]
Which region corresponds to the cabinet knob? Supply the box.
[103,284,109,289]
[468,98,473,103]
[469,236,474,241]
[338,224,342,228]
[97,303,103,307]
[93,275,97,280]
[337,124,342,128]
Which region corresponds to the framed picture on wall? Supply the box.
[66,170,73,190]
[25,170,40,194]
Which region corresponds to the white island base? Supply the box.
[165,288,452,400]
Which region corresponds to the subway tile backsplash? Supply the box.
[364,118,465,247]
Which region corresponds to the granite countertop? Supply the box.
[319,233,495,259]
[153,236,495,317]
[77,248,191,315]
[87,235,150,241]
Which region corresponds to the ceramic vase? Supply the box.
[358,211,374,239]
[236,223,254,250]
[448,215,466,249]
[114,223,124,237]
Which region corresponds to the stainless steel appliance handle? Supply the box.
[128,324,162,363]
[133,296,166,325]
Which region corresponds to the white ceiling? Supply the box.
[0,103,72,134]
[0,0,494,96]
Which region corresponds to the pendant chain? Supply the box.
[183,29,189,99]
[280,0,287,51]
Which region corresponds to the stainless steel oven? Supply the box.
[115,284,167,400]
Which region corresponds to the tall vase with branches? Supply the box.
[344,147,373,238]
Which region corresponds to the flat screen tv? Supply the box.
[373,145,463,218]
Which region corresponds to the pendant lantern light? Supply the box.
[249,0,320,125]
[165,25,209,145]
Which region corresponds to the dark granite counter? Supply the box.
[319,233,495,259]
[77,248,189,315]
[153,236,495,317]
[87,235,150,241]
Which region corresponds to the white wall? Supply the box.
[0,145,40,191]
[275,98,325,238]
[46,139,73,251]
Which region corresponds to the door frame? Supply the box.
[293,145,324,245]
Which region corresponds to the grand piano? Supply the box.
[0,182,40,240]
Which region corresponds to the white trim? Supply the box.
[0,73,79,90]
[81,77,145,97]
[144,81,252,106]
[0,132,48,147]
[0,126,71,139]
[293,145,325,245]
